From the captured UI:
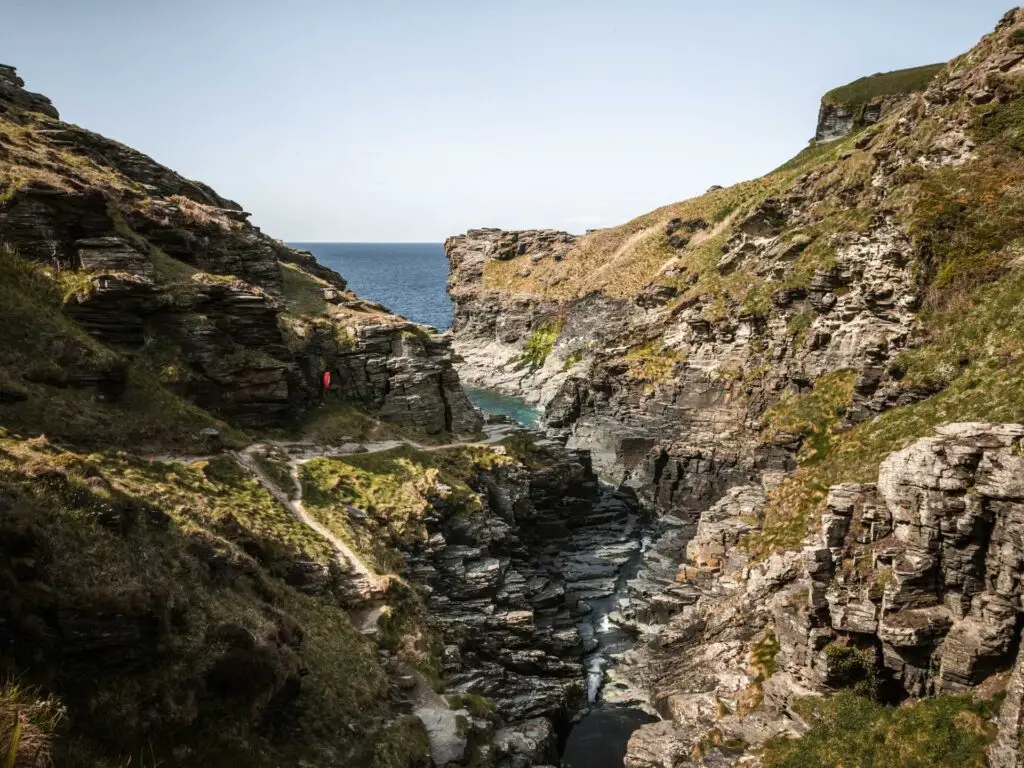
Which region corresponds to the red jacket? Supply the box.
[321,371,332,391]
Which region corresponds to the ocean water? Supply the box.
[290,242,453,331]
[464,386,542,428]
[292,243,542,427]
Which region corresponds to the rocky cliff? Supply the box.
[0,63,480,443]
[813,63,944,142]
[447,8,1024,766]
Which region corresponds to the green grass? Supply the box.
[760,370,857,465]
[0,437,391,767]
[446,692,495,719]
[519,319,563,370]
[366,716,431,768]
[751,632,781,681]
[762,691,1000,768]
[297,401,447,447]
[822,64,945,110]
[301,444,510,572]
[280,261,329,316]
[103,452,333,567]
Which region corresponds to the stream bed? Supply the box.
[561,528,658,768]
[464,384,659,766]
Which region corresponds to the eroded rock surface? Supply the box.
[0,64,480,437]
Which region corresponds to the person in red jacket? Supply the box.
[320,370,332,401]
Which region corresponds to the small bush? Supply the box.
[824,643,877,697]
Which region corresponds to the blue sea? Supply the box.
[290,242,453,330]
[291,242,542,427]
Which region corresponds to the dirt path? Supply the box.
[231,446,384,599]
[138,421,523,608]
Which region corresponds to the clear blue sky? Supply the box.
[1,1,1012,241]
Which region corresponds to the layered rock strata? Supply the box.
[0,64,480,437]
[607,423,1024,765]
[405,436,645,734]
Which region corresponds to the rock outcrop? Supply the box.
[814,63,945,143]
[446,10,1024,503]
[406,438,645,726]
[605,423,1024,765]
[0,63,480,438]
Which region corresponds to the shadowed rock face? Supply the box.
[405,439,646,724]
[0,64,481,437]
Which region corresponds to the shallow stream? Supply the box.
[455,384,659,766]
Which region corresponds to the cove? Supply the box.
[465,386,543,428]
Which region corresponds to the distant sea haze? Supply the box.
[290,242,453,331]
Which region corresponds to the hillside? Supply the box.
[0,53,667,768]
[0,59,621,768]
[446,8,1024,766]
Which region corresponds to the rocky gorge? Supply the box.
[4,7,1024,768]
[444,9,1024,766]
[0,51,660,768]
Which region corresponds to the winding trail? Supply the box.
[231,446,384,600]
[142,422,522,612]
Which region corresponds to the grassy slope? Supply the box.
[822,63,945,109]
[0,435,390,767]
[752,71,1024,554]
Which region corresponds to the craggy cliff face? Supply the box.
[447,9,1024,765]
[0,62,480,442]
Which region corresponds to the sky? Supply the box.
[0,1,1013,242]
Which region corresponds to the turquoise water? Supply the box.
[465,386,542,428]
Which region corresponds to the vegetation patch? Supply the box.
[301,444,511,571]
[906,153,1024,303]
[762,690,1000,768]
[760,370,857,465]
[750,632,781,681]
[280,261,330,317]
[446,692,495,719]
[0,437,390,767]
[625,342,685,387]
[822,64,944,112]
[0,683,63,768]
[366,716,430,768]
[518,319,563,370]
